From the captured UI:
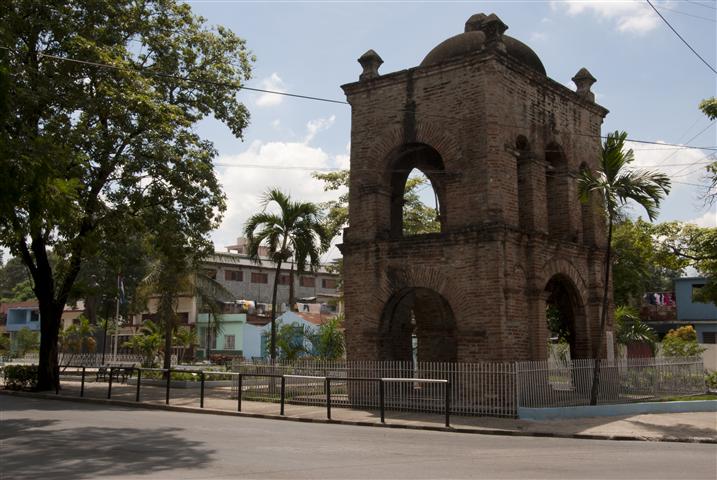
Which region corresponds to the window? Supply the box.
[251,272,268,284]
[300,276,315,288]
[224,335,236,350]
[692,284,705,302]
[203,269,217,280]
[703,332,716,344]
[322,278,338,289]
[278,274,292,285]
[225,270,243,282]
[30,311,39,322]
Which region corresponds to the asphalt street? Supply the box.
[1,395,716,480]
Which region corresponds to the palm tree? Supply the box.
[244,189,330,361]
[578,130,670,405]
[614,305,657,355]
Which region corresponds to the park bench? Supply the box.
[96,365,135,383]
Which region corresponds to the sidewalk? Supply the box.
[3,379,716,443]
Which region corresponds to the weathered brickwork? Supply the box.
[340,14,613,363]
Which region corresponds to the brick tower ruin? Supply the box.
[339,13,612,363]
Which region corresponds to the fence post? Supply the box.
[445,381,450,428]
[200,371,205,408]
[165,369,171,405]
[135,368,142,402]
[379,379,385,424]
[107,367,114,399]
[280,375,286,416]
[514,362,520,415]
[326,377,331,420]
[80,367,86,398]
[237,374,243,412]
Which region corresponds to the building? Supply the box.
[131,238,341,357]
[0,300,88,349]
[675,277,717,344]
[195,310,329,360]
[340,13,610,364]
[208,237,341,309]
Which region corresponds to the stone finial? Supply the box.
[464,13,487,32]
[358,49,383,81]
[482,14,508,53]
[572,68,597,102]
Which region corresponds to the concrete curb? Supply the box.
[2,389,715,444]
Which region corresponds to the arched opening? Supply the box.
[379,287,457,363]
[545,143,570,239]
[388,143,446,238]
[402,169,441,236]
[544,274,586,361]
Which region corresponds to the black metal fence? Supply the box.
[55,366,451,427]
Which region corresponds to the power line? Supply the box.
[3,44,717,151]
[646,0,717,74]
[686,0,717,11]
[656,5,716,22]
[653,121,716,167]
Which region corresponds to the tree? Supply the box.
[174,326,198,364]
[0,335,11,355]
[244,189,330,361]
[578,130,671,405]
[611,219,685,307]
[651,222,717,306]
[264,321,311,362]
[614,306,657,355]
[313,170,440,239]
[0,1,252,390]
[309,314,345,360]
[14,327,40,357]
[661,325,705,357]
[123,319,163,367]
[59,315,96,354]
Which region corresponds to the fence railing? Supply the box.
[516,356,705,408]
[232,360,517,417]
[7,353,176,367]
[54,366,451,426]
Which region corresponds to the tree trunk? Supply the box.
[288,261,295,311]
[270,258,283,361]
[589,218,613,405]
[37,299,62,391]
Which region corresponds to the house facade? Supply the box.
[675,277,717,344]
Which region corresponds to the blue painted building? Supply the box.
[675,277,717,344]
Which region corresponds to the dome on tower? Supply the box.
[420,13,546,75]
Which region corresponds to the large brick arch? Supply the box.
[539,258,588,306]
[365,121,463,174]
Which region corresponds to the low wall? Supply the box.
[518,400,717,420]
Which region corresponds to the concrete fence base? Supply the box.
[518,400,717,420]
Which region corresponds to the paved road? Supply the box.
[1,396,716,480]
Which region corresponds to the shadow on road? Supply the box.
[0,417,215,480]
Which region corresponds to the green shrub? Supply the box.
[3,365,38,390]
[706,371,717,390]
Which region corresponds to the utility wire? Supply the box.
[686,0,717,11]
[646,0,717,74]
[656,5,716,22]
[3,44,717,151]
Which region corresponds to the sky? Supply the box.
[183,0,717,259]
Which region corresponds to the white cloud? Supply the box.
[211,117,347,256]
[551,0,660,35]
[271,119,281,129]
[255,73,287,107]
[304,115,336,144]
[688,210,717,228]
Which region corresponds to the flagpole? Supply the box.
[113,293,120,362]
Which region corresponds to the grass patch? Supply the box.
[652,394,717,402]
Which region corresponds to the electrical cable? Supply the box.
[2,44,716,152]
[645,0,717,74]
